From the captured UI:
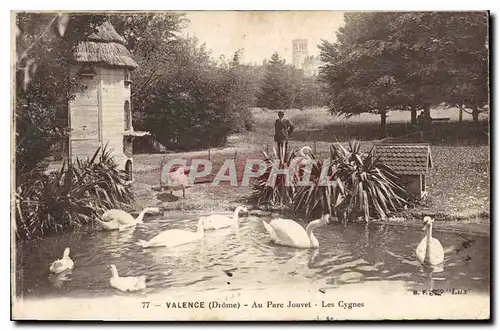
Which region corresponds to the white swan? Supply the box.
[96,207,160,231]
[416,216,445,265]
[201,206,249,230]
[136,218,205,248]
[108,264,146,292]
[49,247,74,274]
[262,214,332,248]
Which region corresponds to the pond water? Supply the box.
[15,213,490,300]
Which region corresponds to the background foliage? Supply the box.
[319,12,489,137]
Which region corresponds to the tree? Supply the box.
[319,12,489,136]
[132,38,258,150]
[439,12,489,121]
[257,52,294,109]
[109,13,188,114]
[388,12,488,123]
[15,13,105,176]
[319,12,403,136]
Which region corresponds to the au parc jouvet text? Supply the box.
[141,299,365,310]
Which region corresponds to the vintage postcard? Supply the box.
[11,10,491,321]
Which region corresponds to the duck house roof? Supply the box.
[373,143,433,175]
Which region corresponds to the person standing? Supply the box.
[274,110,294,159]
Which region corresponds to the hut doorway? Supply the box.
[125,160,133,181]
[124,100,132,131]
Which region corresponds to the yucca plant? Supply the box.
[293,153,345,220]
[331,140,407,223]
[15,145,133,239]
[252,144,301,207]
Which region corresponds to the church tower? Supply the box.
[292,39,308,69]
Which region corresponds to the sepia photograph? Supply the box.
[11,9,491,321]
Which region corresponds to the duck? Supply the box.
[136,218,205,248]
[108,264,146,292]
[201,206,249,230]
[164,165,189,198]
[416,216,445,265]
[96,207,160,231]
[49,247,74,274]
[262,214,332,249]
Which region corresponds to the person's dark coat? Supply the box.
[274,118,294,142]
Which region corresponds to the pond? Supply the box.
[15,212,490,301]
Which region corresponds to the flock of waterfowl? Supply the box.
[48,203,445,293]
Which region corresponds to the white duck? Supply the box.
[201,206,249,230]
[416,216,445,265]
[49,247,74,274]
[164,166,189,198]
[96,207,160,231]
[262,214,332,249]
[136,218,205,248]
[108,264,146,292]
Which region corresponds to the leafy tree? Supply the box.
[257,52,294,109]
[439,12,489,121]
[319,12,415,136]
[319,11,489,136]
[132,38,257,150]
[109,13,188,114]
[388,12,488,122]
[15,13,105,177]
[109,14,259,149]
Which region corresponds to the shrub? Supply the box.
[293,154,345,220]
[252,145,301,207]
[242,107,256,132]
[256,139,408,223]
[15,146,133,239]
[330,141,407,223]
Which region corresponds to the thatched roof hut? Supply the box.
[73,21,138,69]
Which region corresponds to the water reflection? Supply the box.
[15,213,490,299]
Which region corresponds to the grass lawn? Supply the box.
[131,107,490,233]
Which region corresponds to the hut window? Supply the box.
[421,174,426,192]
[124,100,132,130]
[77,64,96,78]
[124,68,131,87]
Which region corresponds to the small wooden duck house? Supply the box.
[373,143,433,199]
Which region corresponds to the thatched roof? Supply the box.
[87,21,127,45]
[73,21,138,69]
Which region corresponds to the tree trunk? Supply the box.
[472,105,479,121]
[410,105,417,126]
[380,109,387,138]
[459,104,463,122]
[423,104,431,118]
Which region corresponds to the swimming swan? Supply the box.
[136,218,205,248]
[97,207,160,231]
[416,216,445,265]
[108,264,146,292]
[201,206,249,230]
[262,214,331,248]
[49,247,74,274]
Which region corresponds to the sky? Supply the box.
[181,11,346,65]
